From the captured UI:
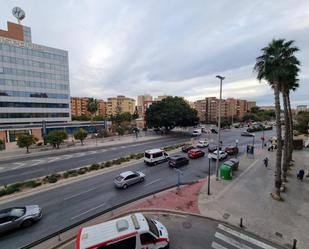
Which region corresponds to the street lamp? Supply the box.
[174,168,183,191]
[215,75,225,180]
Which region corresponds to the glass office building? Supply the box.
[0,21,70,124]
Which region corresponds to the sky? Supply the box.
[0,0,309,107]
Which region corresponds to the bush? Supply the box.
[23,180,41,188]
[104,161,112,167]
[89,163,100,171]
[5,183,22,194]
[67,169,77,175]
[130,154,136,159]
[0,189,6,197]
[77,167,88,175]
[63,172,70,178]
[115,159,122,165]
[46,174,61,183]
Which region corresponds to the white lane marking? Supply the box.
[120,145,126,148]
[111,147,117,150]
[74,152,86,158]
[47,157,60,163]
[29,159,44,166]
[61,155,73,160]
[143,178,161,187]
[70,203,105,220]
[63,188,96,201]
[99,149,107,152]
[86,151,97,155]
[79,157,96,163]
[211,241,228,249]
[215,232,253,249]
[218,224,277,249]
[11,162,27,169]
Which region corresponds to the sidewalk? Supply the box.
[0,132,162,160]
[198,148,309,249]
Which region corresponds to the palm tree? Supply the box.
[280,66,300,182]
[87,98,99,133]
[254,39,299,200]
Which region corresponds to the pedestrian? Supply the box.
[297,169,305,181]
[263,157,269,167]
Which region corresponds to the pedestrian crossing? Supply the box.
[212,224,280,249]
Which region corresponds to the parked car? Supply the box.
[208,150,228,160]
[0,205,42,234]
[114,171,145,189]
[211,128,218,134]
[168,155,189,168]
[197,140,209,148]
[224,146,239,155]
[182,144,196,153]
[241,131,255,137]
[208,144,221,153]
[188,149,205,159]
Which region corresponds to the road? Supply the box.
[0,134,190,185]
[0,128,275,249]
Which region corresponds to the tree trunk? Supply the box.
[271,82,283,201]
[287,92,294,164]
[26,146,29,153]
[282,91,289,182]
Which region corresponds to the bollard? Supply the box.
[292,239,297,249]
[58,233,61,242]
[240,218,243,228]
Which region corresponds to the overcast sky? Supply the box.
[1,0,308,107]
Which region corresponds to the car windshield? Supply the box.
[9,208,26,218]
[146,218,159,237]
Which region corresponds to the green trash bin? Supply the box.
[220,164,232,180]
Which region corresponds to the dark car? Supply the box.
[182,144,195,153]
[211,128,218,134]
[208,144,221,153]
[0,205,42,234]
[168,155,189,168]
[241,131,255,137]
[225,146,239,155]
[188,149,205,159]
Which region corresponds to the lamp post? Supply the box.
[215,75,225,180]
[208,158,211,195]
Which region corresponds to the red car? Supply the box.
[224,146,239,155]
[188,149,205,159]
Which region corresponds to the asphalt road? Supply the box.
[0,128,275,249]
[0,135,190,185]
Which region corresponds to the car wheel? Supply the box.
[21,219,33,228]
[140,177,144,182]
[122,184,128,189]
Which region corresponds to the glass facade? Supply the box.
[0,113,70,119]
[0,90,68,99]
[0,26,70,124]
[0,102,69,108]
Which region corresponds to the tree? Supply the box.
[145,96,199,131]
[295,111,309,134]
[73,128,88,145]
[46,130,68,149]
[87,98,99,117]
[132,107,139,119]
[16,134,37,153]
[254,39,299,201]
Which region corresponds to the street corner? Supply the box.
[124,179,207,214]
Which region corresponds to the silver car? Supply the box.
[0,205,42,234]
[114,171,145,189]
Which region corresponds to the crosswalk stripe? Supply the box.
[212,241,228,249]
[218,224,278,249]
[215,232,253,249]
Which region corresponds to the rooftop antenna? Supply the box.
[12,7,25,24]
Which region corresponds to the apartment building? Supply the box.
[194,97,256,123]
[70,97,106,116]
[106,95,135,116]
[137,94,153,118]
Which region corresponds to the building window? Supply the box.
[0,113,70,119]
[0,102,69,108]
[0,90,68,99]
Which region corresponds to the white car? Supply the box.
[197,140,209,148]
[192,129,202,136]
[208,150,228,160]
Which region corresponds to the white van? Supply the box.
[192,129,202,136]
[76,213,169,249]
[144,149,169,166]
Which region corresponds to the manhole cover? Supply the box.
[182,221,192,229]
[223,213,230,219]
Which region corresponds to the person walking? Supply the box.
[263,157,269,167]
